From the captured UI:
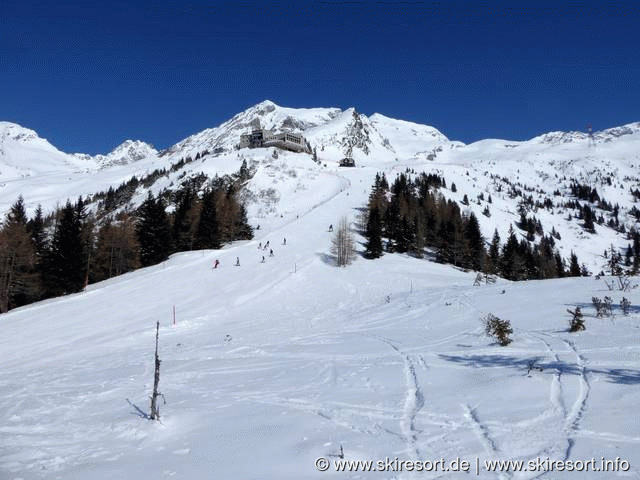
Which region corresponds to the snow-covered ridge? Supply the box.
[0,121,42,144]
[0,121,98,179]
[531,121,640,145]
[93,140,158,167]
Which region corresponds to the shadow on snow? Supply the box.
[438,353,640,385]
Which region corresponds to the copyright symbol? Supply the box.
[315,457,330,471]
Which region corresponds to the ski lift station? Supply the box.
[239,120,310,153]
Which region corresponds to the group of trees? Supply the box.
[363,172,584,281]
[0,178,252,313]
[137,179,252,268]
[0,196,92,312]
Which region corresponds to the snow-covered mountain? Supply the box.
[92,140,158,168]
[2,103,640,479]
[2,101,640,276]
[0,121,97,178]
[162,100,342,160]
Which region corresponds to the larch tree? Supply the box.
[0,196,37,312]
[331,216,356,267]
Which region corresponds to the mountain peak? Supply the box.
[254,99,278,109]
[95,139,158,167]
[0,122,42,144]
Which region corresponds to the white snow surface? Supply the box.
[2,102,640,478]
[1,130,640,478]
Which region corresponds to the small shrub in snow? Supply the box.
[621,297,631,316]
[567,307,585,332]
[593,296,614,317]
[592,297,605,317]
[482,313,513,346]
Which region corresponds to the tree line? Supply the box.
[363,172,585,280]
[0,178,252,313]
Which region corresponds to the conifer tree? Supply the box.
[569,251,581,277]
[27,204,47,256]
[238,159,250,180]
[364,206,383,259]
[137,193,173,267]
[43,200,86,296]
[554,252,565,277]
[75,196,95,287]
[195,189,221,249]
[464,212,485,271]
[172,186,197,252]
[233,204,253,240]
[488,229,501,274]
[501,225,525,280]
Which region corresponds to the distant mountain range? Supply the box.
[2,100,640,273]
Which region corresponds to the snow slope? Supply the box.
[1,155,640,479]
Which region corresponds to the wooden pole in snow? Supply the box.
[149,321,162,420]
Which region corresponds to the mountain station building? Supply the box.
[239,123,310,153]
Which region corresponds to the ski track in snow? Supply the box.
[513,335,591,479]
[463,404,512,480]
[535,336,567,419]
[401,354,425,460]
[375,337,426,462]
[561,339,590,461]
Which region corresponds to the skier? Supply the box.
[283,238,286,245]
[269,249,274,257]
[328,224,333,232]
[235,257,240,267]
[258,242,262,249]
[261,255,265,263]
[213,259,220,269]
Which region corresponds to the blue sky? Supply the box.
[1,1,639,154]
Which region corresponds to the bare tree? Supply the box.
[330,216,356,267]
[149,321,164,420]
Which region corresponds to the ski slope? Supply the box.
[2,161,640,479]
